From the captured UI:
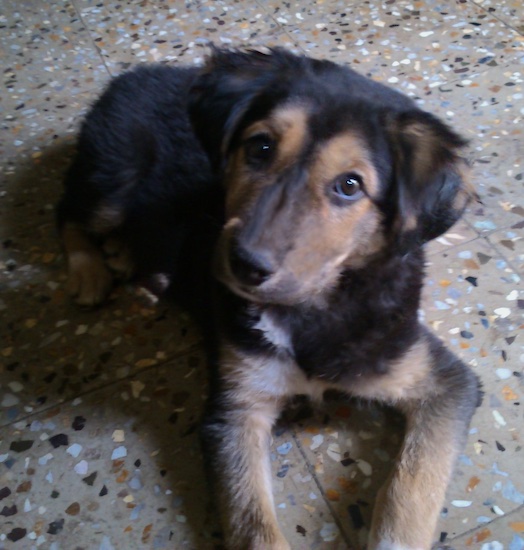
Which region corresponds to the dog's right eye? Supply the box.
[331,172,365,203]
[244,134,275,167]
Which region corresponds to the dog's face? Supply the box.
[190,49,476,305]
[214,103,387,305]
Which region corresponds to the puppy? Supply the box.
[58,48,482,549]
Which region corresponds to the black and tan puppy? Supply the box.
[58,48,482,549]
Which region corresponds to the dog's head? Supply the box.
[190,48,477,306]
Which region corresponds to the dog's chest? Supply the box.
[252,310,293,354]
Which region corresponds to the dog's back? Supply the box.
[57,64,222,304]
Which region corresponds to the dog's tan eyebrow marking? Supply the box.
[271,105,309,162]
[310,132,380,198]
[243,105,309,168]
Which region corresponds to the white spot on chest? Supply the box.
[246,311,330,401]
[253,310,293,353]
[245,354,327,401]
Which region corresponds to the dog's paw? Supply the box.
[67,250,113,306]
[102,238,134,280]
[249,534,291,550]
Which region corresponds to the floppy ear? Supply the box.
[388,111,478,247]
[189,47,293,171]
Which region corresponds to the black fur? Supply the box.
[57,45,480,420]
[58,48,481,548]
[215,249,425,382]
[58,64,222,284]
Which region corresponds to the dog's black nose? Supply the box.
[229,245,273,287]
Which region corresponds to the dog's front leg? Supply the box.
[365,342,480,550]
[368,400,462,550]
[202,354,290,550]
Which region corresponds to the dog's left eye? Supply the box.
[332,173,365,202]
[244,134,275,167]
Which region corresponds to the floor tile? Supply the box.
[427,221,481,256]
[421,238,523,545]
[1,89,94,169]
[0,90,202,428]
[488,228,524,274]
[447,504,524,548]
[287,398,405,548]
[278,0,524,83]
[471,0,524,35]
[0,353,214,549]
[1,0,523,547]
[73,0,295,75]
[0,255,201,427]
[0,0,109,114]
[0,354,344,550]
[413,61,524,236]
[422,237,521,342]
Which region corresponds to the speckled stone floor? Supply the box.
[0,1,523,549]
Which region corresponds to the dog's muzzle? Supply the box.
[229,242,274,288]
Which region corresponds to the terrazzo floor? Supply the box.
[0,0,523,548]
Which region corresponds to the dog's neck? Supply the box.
[217,245,426,382]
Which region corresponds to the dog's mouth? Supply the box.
[213,240,302,306]
[213,244,336,307]
[212,221,275,303]
[213,251,279,304]
[212,219,349,306]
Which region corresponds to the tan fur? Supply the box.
[90,203,124,233]
[221,333,462,550]
[244,105,309,171]
[217,347,292,550]
[223,105,309,219]
[102,238,134,279]
[220,335,462,550]
[402,123,441,185]
[347,339,434,402]
[368,409,460,550]
[222,343,330,402]
[310,132,380,197]
[343,339,461,549]
[59,50,478,550]
[61,223,113,306]
[220,406,285,549]
[218,125,385,304]
[299,132,385,271]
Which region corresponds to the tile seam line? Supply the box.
[0,341,203,431]
[70,0,112,79]
[291,429,356,549]
[469,0,524,37]
[425,234,483,259]
[448,502,524,541]
[251,0,308,54]
[483,234,524,280]
[503,502,524,521]
[469,223,524,239]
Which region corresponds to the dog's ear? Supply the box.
[189,47,292,171]
[387,111,477,247]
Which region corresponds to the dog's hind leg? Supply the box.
[102,237,134,281]
[349,332,480,550]
[61,222,114,307]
